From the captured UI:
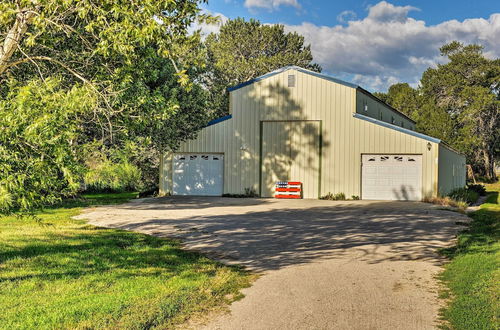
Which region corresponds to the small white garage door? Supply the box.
[362,154,422,201]
[172,154,223,196]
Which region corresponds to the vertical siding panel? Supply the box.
[313,74,319,118]
[391,129,396,153]
[395,131,401,153]
[239,87,245,192]
[335,84,342,193]
[301,73,307,116]
[351,88,358,196]
[336,83,340,192]
[345,87,352,195]
[228,89,236,192]
[252,82,258,191]
[325,82,331,195]
[314,73,318,112]
[235,87,243,192]
[438,144,466,195]
[256,84,261,192]
[384,125,389,153]
[277,72,283,116]
[302,122,308,197]
[346,88,352,195]
[250,87,254,192]
[354,98,361,196]
[328,82,333,194]
[313,119,317,197]
[307,74,313,116]
[303,73,308,116]
[334,84,340,193]
[370,119,376,151]
[270,75,276,119]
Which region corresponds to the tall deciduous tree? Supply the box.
[0,0,210,142]
[419,42,499,179]
[379,42,499,179]
[0,1,212,212]
[374,83,420,119]
[204,18,321,118]
[113,47,209,152]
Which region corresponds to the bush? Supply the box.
[84,160,143,193]
[118,139,160,191]
[467,184,487,196]
[448,187,479,205]
[320,192,346,200]
[423,196,469,213]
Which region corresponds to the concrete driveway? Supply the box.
[76,197,468,329]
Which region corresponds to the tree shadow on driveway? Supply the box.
[83,199,469,272]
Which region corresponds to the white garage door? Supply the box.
[362,154,422,201]
[173,154,223,196]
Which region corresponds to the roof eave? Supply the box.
[353,113,440,144]
[205,114,232,127]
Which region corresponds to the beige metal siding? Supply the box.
[160,68,440,199]
[261,121,291,197]
[438,144,466,196]
[261,121,320,198]
[356,91,415,130]
[354,120,439,199]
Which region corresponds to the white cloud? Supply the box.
[189,11,229,37]
[337,10,357,23]
[366,1,418,23]
[244,0,300,11]
[284,1,500,91]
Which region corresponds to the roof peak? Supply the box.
[227,66,358,92]
[227,66,416,124]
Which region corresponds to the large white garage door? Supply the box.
[362,154,422,201]
[173,154,223,196]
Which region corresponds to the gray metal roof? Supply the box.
[353,113,441,144]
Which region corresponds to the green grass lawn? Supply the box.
[439,183,500,330]
[0,193,252,329]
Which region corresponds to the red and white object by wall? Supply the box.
[275,181,302,199]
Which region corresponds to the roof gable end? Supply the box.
[227,66,416,125]
[227,66,358,92]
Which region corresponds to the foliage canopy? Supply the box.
[0,1,211,212]
[0,78,96,212]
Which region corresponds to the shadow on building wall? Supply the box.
[229,81,330,197]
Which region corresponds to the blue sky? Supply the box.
[197,0,500,91]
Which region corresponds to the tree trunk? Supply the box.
[0,10,35,78]
[483,149,497,180]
